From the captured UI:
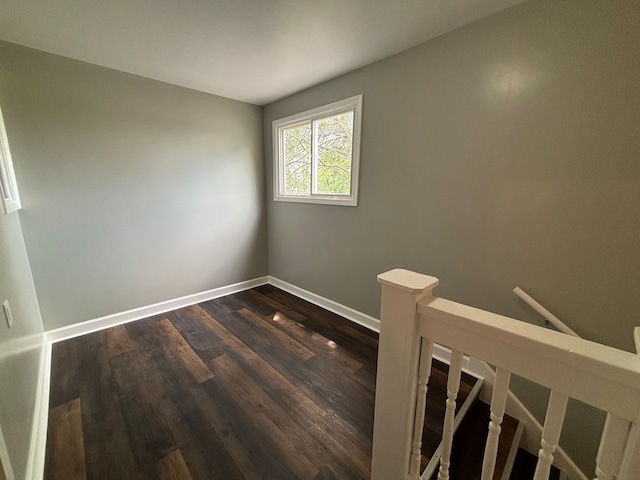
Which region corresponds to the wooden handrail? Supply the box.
[417,296,640,420]
[372,269,640,480]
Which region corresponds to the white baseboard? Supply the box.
[24,334,50,480]
[268,276,381,333]
[46,276,270,343]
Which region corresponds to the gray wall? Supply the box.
[0,211,45,480]
[264,0,640,473]
[0,41,268,331]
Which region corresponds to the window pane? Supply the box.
[283,123,311,194]
[316,111,353,195]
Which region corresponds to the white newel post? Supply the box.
[372,269,440,480]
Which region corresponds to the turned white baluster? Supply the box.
[533,390,569,480]
[481,367,512,480]
[438,349,464,480]
[409,339,434,478]
[594,413,631,480]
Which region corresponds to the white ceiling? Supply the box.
[0,0,527,105]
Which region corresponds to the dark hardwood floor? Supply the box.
[46,285,382,480]
[43,285,496,480]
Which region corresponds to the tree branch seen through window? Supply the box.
[273,95,362,207]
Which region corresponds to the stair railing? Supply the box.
[512,286,580,337]
[371,269,640,480]
[513,285,634,480]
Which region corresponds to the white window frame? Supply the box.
[0,104,20,215]
[273,94,362,206]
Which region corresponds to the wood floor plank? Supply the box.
[207,353,327,479]
[164,309,225,362]
[335,323,379,350]
[200,300,377,441]
[246,289,363,373]
[155,393,228,480]
[155,387,247,480]
[44,398,86,480]
[190,381,299,480]
[186,303,373,472]
[75,332,138,480]
[180,407,246,480]
[305,316,377,364]
[110,350,177,468]
[46,289,378,480]
[235,307,316,361]
[116,319,237,479]
[255,289,378,369]
[265,289,356,330]
[125,318,200,394]
[156,450,193,480]
[232,289,283,318]
[200,300,316,368]
[300,353,376,429]
[193,303,372,436]
[46,286,493,480]
[212,342,371,479]
[102,324,136,358]
[241,287,308,322]
[48,340,79,409]
[152,318,213,384]
[354,361,377,388]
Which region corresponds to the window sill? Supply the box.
[274,194,358,207]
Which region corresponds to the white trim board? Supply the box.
[24,336,50,480]
[268,276,380,333]
[46,276,270,343]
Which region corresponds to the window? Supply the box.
[0,104,20,214]
[273,95,362,206]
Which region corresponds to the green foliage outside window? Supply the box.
[284,123,311,194]
[283,111,353,195]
